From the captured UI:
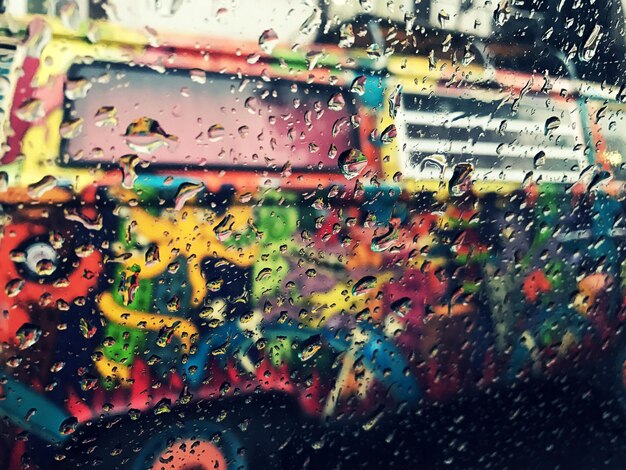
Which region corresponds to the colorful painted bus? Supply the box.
[0,13,624,469]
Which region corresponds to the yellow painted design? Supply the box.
[98,291,197,351]
[93,352,132,383]
[115,204,259,306]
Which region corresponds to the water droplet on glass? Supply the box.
[388,84,402,119]
[371,224,399,252]
[65,78,93,100]
[208,124,225,142]
[534,151,546,169]
[16,99,45,122]
[300,8,322,36]
[419,154,447,177]
[259,29,279,53]
[494,0,511,27]
[245,97,259,114]
[5,279,24,298]
[380,124,397,144]
[59,417,78,436]
[350,76,366,96]
[339,23,355,48]
[366,43,381,59]
[544,116,561,134]
[27,175,58,198]
[145,244,160,267]
[119,154,140,189]
[587,169,612,192]
[462,46,475,66]
[16,323,42,350]
[328,144,338,159]
[156,322,180,348]
[7,356,22,368]
[59,118,84,139]
[579,24,602,62]
[124,117,178,153]
[79,376,98,391]
[174,182,204,211]
[438,9,450,28]
[448,163,474,196]
[256,267,273,282]
[328,93,345,111]
[338,148,367,180]
[94,106,118,127]
[25,17,52,58]
[189,68,206,84]
[391,297,412,317]
[352,276,377,296]
[79,318,97,339]
[214,214,235,241]
[299,335,322,361]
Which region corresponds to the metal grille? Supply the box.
[396,89,587,184]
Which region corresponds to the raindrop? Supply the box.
[494,0,511,27]
[174,182,204,211]
[245,97,259,114]
[339,24,355,48]
[371,223,399,252]
[16,323,42,350]
[156,322,180,348]
[391,297,412,317]
[59,118,84,139]
[462,46,475,66]
[256,267,273,281]
[16,99,45,122]
[534,151,546,169]
[214,214,235,241]
[208,124,225,141]
[65,78,92,100]
[419,154,447,177]
[579,25,602,62]
[388,84,402,119]
[380,124,397,144]
[299,335,322,361]
[79,376,98,391]
[544,116,561,134]
[350,76,367,96]
[145,244,160,266]
[442,34,452,52]
[428,50,437,71]
[328,144,338,159]
[94,106,118,127]
[352,276,377,296]
[119,154,140,189]
[5,279,24,298]
[438,9,450,28]
[448,163,474,196]
[189,69,206,84]
[7,357,22,368]
[328,93,345,111]
[27,175,58,198]
[59,417,78,436]
[25,17,52,58]
[587,169,612,192]
[259,29,279,53]
[79,318,96,339]
[299,8,322,36]
[338,148,367,180]
[124,117,178,153]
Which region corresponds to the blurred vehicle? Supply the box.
[0,11,624,469]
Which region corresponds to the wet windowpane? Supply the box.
[0,1,625,469]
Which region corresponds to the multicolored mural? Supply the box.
[0,16,624,469]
